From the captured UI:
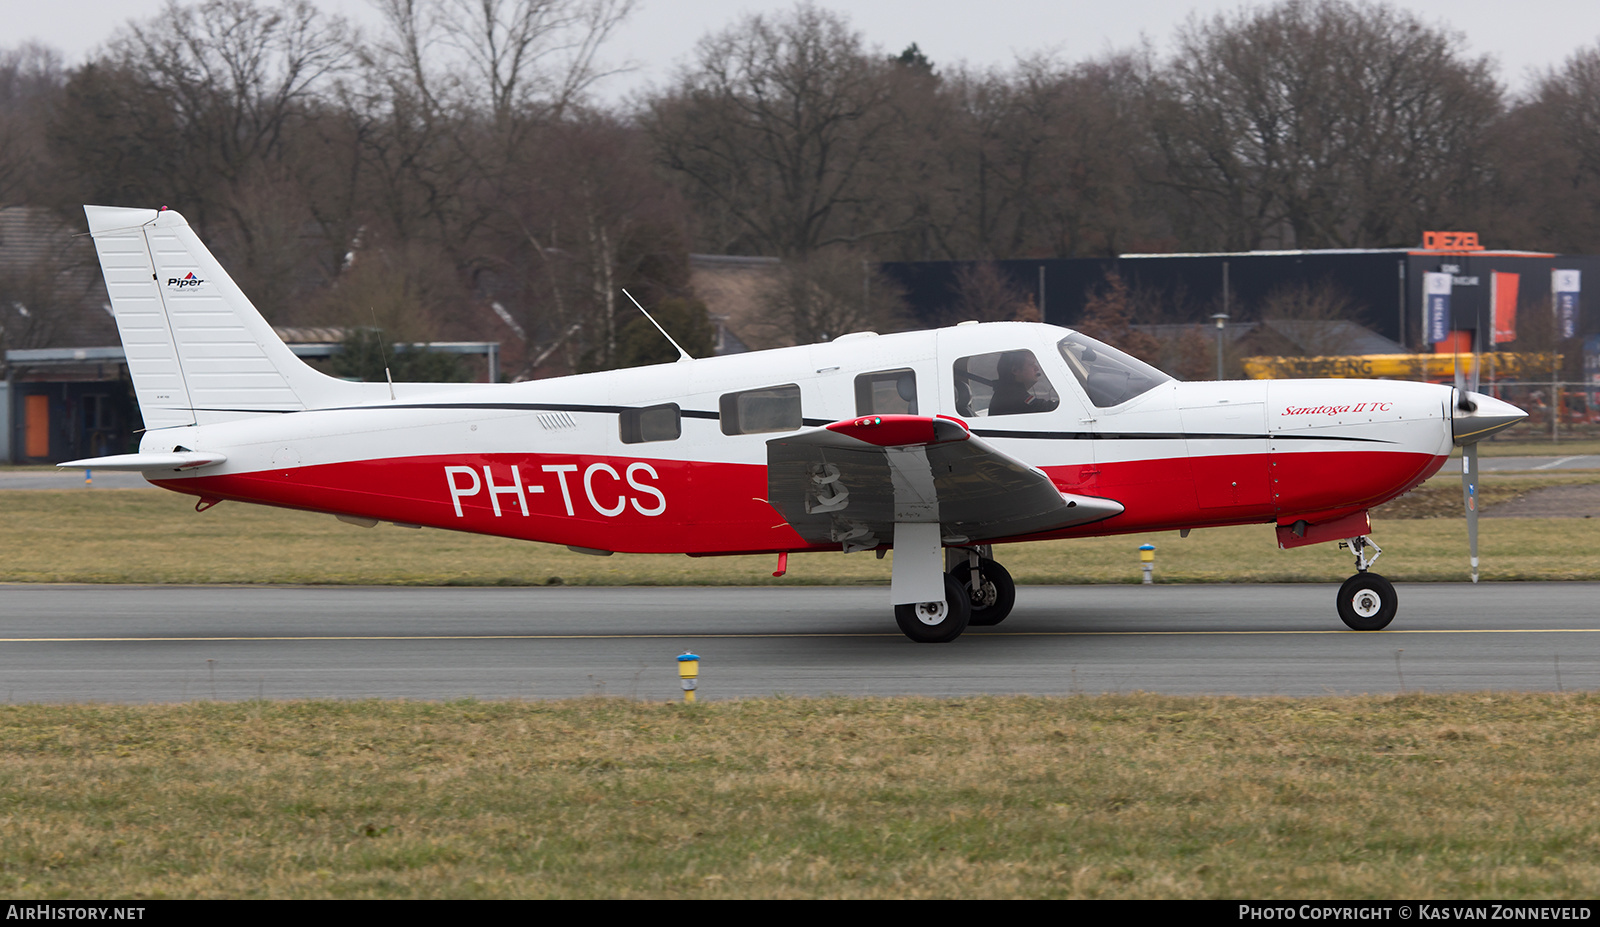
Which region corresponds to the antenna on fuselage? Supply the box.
[622,288,693,363]
[369,307,396,400]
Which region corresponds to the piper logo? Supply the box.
[166,272,204,289]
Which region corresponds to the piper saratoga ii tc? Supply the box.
[64,205,1526,642]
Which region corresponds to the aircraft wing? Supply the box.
[766,415,1122,551]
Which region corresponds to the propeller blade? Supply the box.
[1468,350,1481,396]
[1462,442,1480,583]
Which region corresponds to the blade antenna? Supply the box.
[370,307,396,400]
[622,288,693,363]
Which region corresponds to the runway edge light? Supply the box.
[1139,544,1156,584]
[677,652,700,703]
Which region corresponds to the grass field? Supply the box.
[4,474,1600,585]
[2,694,1597,899]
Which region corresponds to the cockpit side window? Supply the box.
[855,368,917,416]
[952,350,1060,417]
[1057,332,1173,407]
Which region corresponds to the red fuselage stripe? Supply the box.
[154,448,1448,554]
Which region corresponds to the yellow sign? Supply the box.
[1242,353,1559,381]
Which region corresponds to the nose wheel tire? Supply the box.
[894,574,972,643]
[949,557,1016,627]
[1337,572,1397,631]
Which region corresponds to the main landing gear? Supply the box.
[1336,535,1397,631]
[894,573,971,643]
[948,547,1017,628]
[893,546,1019,643]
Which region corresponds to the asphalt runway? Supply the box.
[0,583,1595,702]
[0,470,151,489]
[1480,454,1600,471]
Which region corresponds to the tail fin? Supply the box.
[85,205,361,428]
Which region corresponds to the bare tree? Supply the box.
[371,0,635,129]
[309,236,461,341]
[1256,279,1371,356]
[950,54,1158,259]
[49,0,353,318]
[111,0,352,216]
[483,113,690,373]
[861,43,962,262]
[647,4,897,258]
[1075,271,1160,363]
[1147,0,1501,250]
[945,261,1033,324]
[0,43,64,208]
[1494,42,1600,253]
[757,248,905,345]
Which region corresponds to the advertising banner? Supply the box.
[1425,272,1452,345]
[1492,271,1519,343]
[1585,334,1600,387]
[1554,269,1581,340]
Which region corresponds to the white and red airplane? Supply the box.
[63,205,1527,642]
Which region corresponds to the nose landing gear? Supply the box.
[1336,535,1397,630]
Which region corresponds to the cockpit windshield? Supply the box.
[1057,332,1173,408]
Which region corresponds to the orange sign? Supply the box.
[1492,271,1519,344]
[1421,231,1483,251]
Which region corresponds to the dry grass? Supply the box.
[1372,473,1600,520]
[5,487,1600,585]
[1,694,1597,899]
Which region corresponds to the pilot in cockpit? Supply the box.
[989,350,1060,416]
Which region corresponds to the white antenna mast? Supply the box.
[370,307,396,400]
[622,288,693,362]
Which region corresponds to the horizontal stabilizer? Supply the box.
[57,452,227,472]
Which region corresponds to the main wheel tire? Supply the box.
[894,574,972,643]
[1336,572,1398,631]
[949,557,1016,627]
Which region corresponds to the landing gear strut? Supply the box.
[1336,535,1397,631]
[892,539,1018,642]
[947,547,1016,627]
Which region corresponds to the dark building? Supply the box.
[881,238,1600,352]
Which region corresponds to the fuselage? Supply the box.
[143,321,1455,555]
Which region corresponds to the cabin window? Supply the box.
[952,350,1059,417]
[1057,333,1172,407]
[720,384,802,435]
[855,369,918,416]
[619,403,682,444]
